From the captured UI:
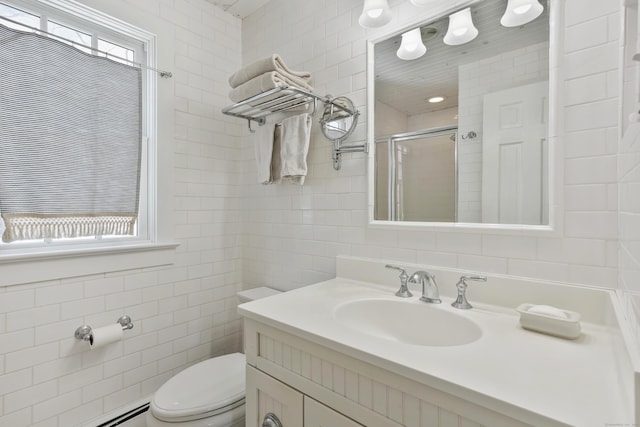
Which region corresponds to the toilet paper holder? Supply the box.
[74,315,134,341]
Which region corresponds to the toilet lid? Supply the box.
[150,353,246,422]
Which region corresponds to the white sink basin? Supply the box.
[334,299,482,347]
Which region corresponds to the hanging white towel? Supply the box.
[228,54,312,89]
[279,114,312,185]
[271,124,283,183]
[254,122,277,184]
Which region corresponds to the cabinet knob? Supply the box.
[262,413,283,427]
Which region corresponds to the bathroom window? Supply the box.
[0,0,158,256]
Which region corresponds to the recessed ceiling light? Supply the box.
[428,96,445,103]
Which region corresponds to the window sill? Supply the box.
[0,241,180,287]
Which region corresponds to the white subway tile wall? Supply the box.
[0,0,244,425]
[0,0,635,425]
[620,0,640,349]
[241,0,621,290]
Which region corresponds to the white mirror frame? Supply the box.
[366,0,564,235]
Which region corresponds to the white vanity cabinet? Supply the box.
[243,318,530,427]
[239,259,636,426]
[304,397,363,427]
[246,364,303,426]
[247,364,363,427]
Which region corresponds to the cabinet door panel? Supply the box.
[304,396,363,427]
[246,365,303,427]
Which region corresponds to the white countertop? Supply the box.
[238,277,634,427]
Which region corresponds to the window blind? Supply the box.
[0,23,142,243]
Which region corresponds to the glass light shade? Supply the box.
[358,0,392,28]
[443,8,478,46]
[396,28,426,60]
[409,0,435,6]
[500,0,543,27]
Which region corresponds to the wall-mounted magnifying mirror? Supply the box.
[369,0,552,227]
[321,96,359,141]
[320,96,366,170]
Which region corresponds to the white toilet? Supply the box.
[145,287,282,427]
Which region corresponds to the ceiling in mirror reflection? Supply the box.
[374,0,549,116]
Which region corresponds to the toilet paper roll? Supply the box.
[89,324,123,349]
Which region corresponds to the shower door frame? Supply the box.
[375,125,459,222]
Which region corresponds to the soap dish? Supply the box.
[516,303,581,339]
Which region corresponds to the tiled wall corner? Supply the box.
[619,0,640,330]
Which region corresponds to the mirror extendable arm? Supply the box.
[320,96,366,170]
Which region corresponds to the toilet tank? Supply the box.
[237,286,281,303]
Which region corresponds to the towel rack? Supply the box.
[222,86,354,133]
[222,86,366,169]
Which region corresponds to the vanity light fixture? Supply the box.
[358,0,392,28]
[500,0,543,27]
[443,7,478,46]
[397,28,427,60]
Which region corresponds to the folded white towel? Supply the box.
[278,114,312,185]
[253,122,277,184]
[228,71,314,104]
[228,54,312,89]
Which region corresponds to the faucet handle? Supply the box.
[451,275,487,309]
[385,265,412,298]
[460,275,487,284]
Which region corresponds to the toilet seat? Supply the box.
[150,353,246,423]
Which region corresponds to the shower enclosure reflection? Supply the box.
[375,126,457,222]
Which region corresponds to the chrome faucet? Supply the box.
[386,265,442,303]
[409,271,442,304]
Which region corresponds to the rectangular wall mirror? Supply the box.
[368,0,552,228]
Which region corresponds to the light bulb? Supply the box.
[358,0,392,28]
[409,0,435,6]
[514,4,532,14]
[397,28,426,60]
[367,8,383,18]
[453,28,468,37]
[500,0,543,27]
[443,8,478,46]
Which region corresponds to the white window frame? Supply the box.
[0,0,176,286]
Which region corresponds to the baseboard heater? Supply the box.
[95,402,149,427]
